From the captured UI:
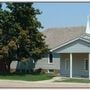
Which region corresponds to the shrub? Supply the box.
[34,68,43,74]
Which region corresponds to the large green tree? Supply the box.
[0,3,48,73]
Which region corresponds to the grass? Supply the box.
[0,73,54,81]
[55,78,90,83]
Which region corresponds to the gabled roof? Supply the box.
[43,26,86,50]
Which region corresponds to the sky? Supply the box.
[33,3,90,31]
[2,3,90,31]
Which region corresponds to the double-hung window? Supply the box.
[48,52,53,64]
[84,59,88,71]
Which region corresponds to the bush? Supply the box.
[34,68,43,74]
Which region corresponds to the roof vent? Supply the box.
[86,16,90,34]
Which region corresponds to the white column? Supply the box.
[89,53,90,79]
[70,53,72,78]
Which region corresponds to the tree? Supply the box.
[0,3,48,73]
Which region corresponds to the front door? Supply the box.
[65,59,70,75]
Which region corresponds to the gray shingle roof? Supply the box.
[42,26,86,49]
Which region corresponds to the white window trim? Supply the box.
[33,60,35,63]
[47,69,50,73]
[47,69,54,73]
[48,53,53,64]
[84,58,88,71]
[65,58,69,71]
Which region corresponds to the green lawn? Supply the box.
[0,73,53,81]
[55,79,90,83]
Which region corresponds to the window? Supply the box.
[84,59,88,71]
[48,52,53,64]
[48,69,54,73]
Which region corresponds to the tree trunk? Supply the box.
[0,60,7,74]
[6,61,11,73]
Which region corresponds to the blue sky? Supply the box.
[33,3,90,31]
[2,3,90,31]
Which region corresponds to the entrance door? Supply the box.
[65,59,70,75]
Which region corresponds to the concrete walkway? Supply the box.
[0,77,90,88]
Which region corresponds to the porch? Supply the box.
[60,53,90,79]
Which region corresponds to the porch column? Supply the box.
[89,53,90,79]
[70,53,72,78]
